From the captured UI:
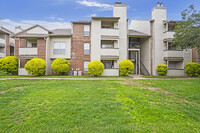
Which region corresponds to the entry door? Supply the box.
[129,51,139,74]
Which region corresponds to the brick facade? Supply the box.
[5,34,10,56]
[71,23,91,75]
[37,39,46,60]
[192,48,199,63]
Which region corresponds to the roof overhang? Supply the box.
[92,17,120,22]
[17,34,48,39]
[164,57,183,61]
[101,55,119,60]
[128,30,150,38]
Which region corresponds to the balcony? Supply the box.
[100,48,119,56]
[19,47,37,56]
[10,38,15,46]
[0,52,5,58]
[163,31,175,40]
[101,28,119,37]
[0,38,5,44]
[163,50,183,58]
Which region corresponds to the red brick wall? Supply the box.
[20,59,27,68]
[5,34,10,56]
[71,23,91,75]
[14,39,19,57]
[192,48,199,63]
[37,39,46,60]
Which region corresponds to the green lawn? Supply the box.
[0,78,200,132]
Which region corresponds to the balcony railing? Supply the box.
[163,50,183,58]
[19,47,37,56]
[100,48,119,56]
[0,52,5,58]
[0,38,5,44]
[163,31,175,39]
[101,28,119,37]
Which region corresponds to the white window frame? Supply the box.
[84,25,90,36]
[53,41,66,54]
[84,43,90,55]
[84,61,90,72]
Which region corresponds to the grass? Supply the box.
[0,78,200,132]
[0,75,130,79]
[143,76,197,78]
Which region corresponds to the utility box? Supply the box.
[78,71,82,76]
[74,71,78,76]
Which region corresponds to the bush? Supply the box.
[0,56,18,74]
[25,58,46,76]
[88,60,104,76]
[51,58,70,75]
[185,62,200,77]
[119,60,134,76]
[156,64,169,75]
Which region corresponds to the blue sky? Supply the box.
[0,0,199,31]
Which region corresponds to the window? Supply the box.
[84,25,90,36]
[101,40,114,48]
[102,60,114,69]
[53,41,66,54]
[167,42,181,50]
[84,43,90,55]
[84,61,89,72]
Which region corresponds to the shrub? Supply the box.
[185,62,200,77]
[88,60,104,76]
[156,64,169,75]
[51,58,70,75]
[119,60,134,76]
[25,58,46,76]
[0,56,18,74]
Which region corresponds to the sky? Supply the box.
[0,0,200,32]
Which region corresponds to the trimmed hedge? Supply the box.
[51,58,70,75]
[185,62,200,77]
[88,60,104,76]
[25,58,46,76]
[119,60,134,76]
[0,56,18,74]
[156,64,169,75]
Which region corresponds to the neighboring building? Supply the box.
[0,26,14,58]
[14,2,195,76]
[14,25,72,75]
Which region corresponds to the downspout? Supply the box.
[44,37,48,75]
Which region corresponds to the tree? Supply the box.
[51,58,70,75]
[172,5,200,53]
[25,58,46,76]
[0,56,18,74]
[88,60,104,76]
[119,60,134,76]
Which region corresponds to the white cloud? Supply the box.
[76,0,113,10]
[46,16,65,21]
[1,19,71,32]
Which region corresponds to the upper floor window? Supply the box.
[101,40,114,48]
[84,25,90,36]
[53,41,65,54]
[167,23,176,32]
[101,21,115,28]
[84,43,90,55]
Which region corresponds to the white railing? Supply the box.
[101,69,119,76]
[19,48,37,56]
[0,52,5,57]
[100,48,119,56]
[0,38,5,44]
[163,31,175,39]
[10,38,15,44]
[163,50,183,58]
[101,28,119,36]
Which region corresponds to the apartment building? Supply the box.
[0,26,14,58]
[14,2,197,76]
